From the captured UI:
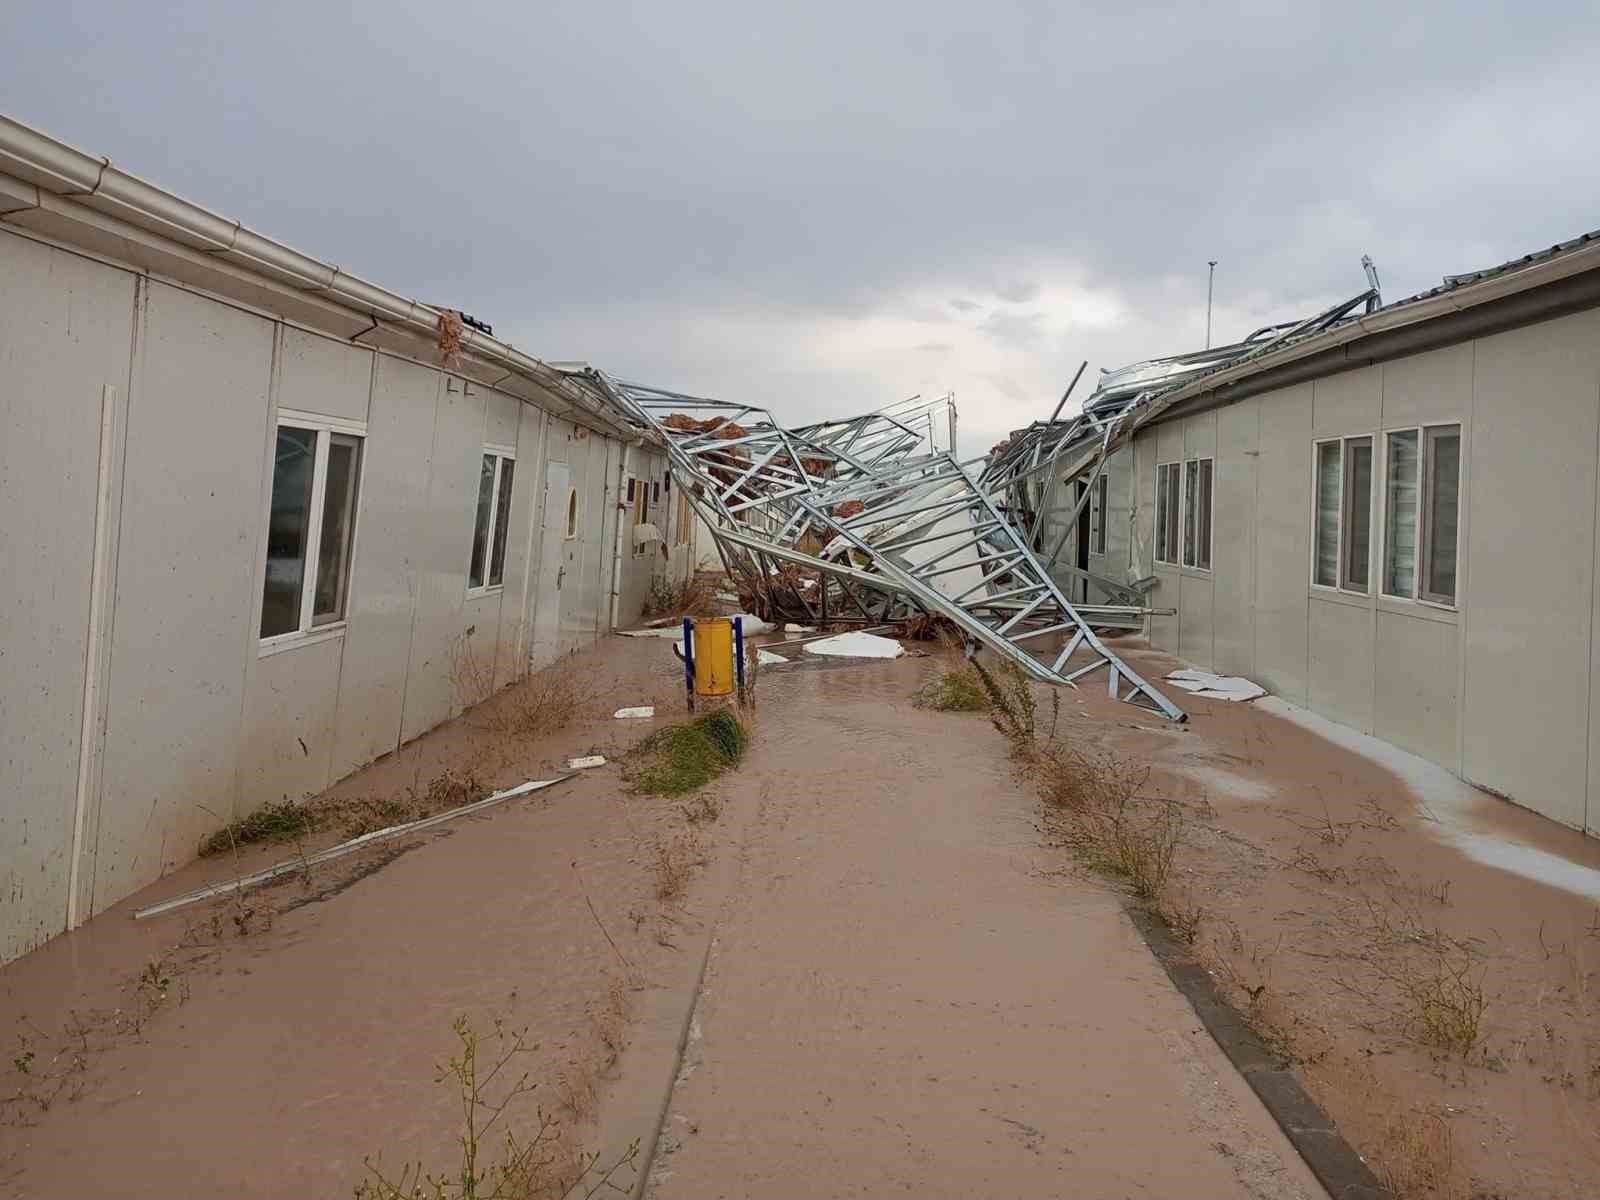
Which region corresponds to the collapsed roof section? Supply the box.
[983,270,1383,574]
[989,230,1600,574]
[574,369,1188,721]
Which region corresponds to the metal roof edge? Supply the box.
[1151,234,1600,418]
[0,112,645,440]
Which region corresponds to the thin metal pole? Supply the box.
[1205,260,1217,349]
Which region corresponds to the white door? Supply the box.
[531,461,569,668]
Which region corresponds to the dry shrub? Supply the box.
[968,656,1047,754]
[896,612,960,641]
[1371,951,1487,1056]
[644,574,717,619]
[590,976,631,1067]
[556,1061,599,1121]
[1203,935,1332,1065]
[1308,1056,1470,1200]
[1339,898,1488,1056]
[479,656,597,740]
[448,625,500,710]
[1033,744,1181,905]
[652,831,705,903]
[357,1016,637,1200]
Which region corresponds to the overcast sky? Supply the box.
[5,1,1597,454]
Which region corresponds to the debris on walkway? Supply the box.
[1164,669,1267,702]
[615,706,657,719]
[802,632,905,659]
[756,649,788,665]
[134,776,574,920]
[567,755,607,770]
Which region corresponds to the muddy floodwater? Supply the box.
[3,630,1598,1198]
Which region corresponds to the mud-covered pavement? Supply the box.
[642,653,1324,1199]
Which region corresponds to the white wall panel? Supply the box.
[1374,609,1458,767]
[1312,364,1381,437]
[400,377,484,741]
[1178,572,1214,670]
[1212,399,1258,676]
[1252,382,1313,703]
[494,400,545,689]
[1466,311,1598,829]
[93,282,273,912]
[236,640,343,810]
[0,232,136,960]
[1308,596,1374,733]
[328,356,437,777]
[279,327,372,423]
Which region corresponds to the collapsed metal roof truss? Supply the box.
[584,372,1187,721]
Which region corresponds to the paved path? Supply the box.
[644,659,1326,1199]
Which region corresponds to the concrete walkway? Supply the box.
[644,660,1325,1199]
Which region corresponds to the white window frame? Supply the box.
[1181,456,1213,572]
[1379,423,1462,611]
[1156,457,1213,572]
[1310,434,1377,598]
[467,443,517,596]
[1154,461,1180,566]
[259,409,367,658]
[630,473,651,558]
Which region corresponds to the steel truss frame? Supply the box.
[578,370,1188,721]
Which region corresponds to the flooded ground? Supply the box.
[1059,642,1600,1199]
[3,623,1597,1197]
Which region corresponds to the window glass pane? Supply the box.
[1196,459,1213,571]
[1154,465,1170,562]
[1314,441,1341,587]
[1426,429,1460,602]
[1384,431,1419,597]
[261,425,316,638]
[1182,460,1198,566]
[1342,439,1372,591]
[488,458,515,585]
[313,435,361,625]
[469,454,495,588]
[1171,467,1184,566]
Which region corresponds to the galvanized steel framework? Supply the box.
[578,370,1189,721]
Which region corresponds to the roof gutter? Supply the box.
[0,114,641,440]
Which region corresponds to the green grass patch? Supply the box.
[624,710,750,796]
[912,667,989,712]
[200,800,318,856]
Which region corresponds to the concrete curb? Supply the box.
[627,932,716,1200]
[1124,906,1391,1200]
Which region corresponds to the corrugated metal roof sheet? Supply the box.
[1385,228,1600,311]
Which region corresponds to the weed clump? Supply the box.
[200,800,316,856]
[200,768,488,857]
[912,668,989,712]
[624,710,749,796]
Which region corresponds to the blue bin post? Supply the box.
[682,617,696,712]
[733,616,746,701]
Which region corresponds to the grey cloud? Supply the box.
[4,0,1597,451]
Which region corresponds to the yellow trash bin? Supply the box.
[692,617,736,698]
